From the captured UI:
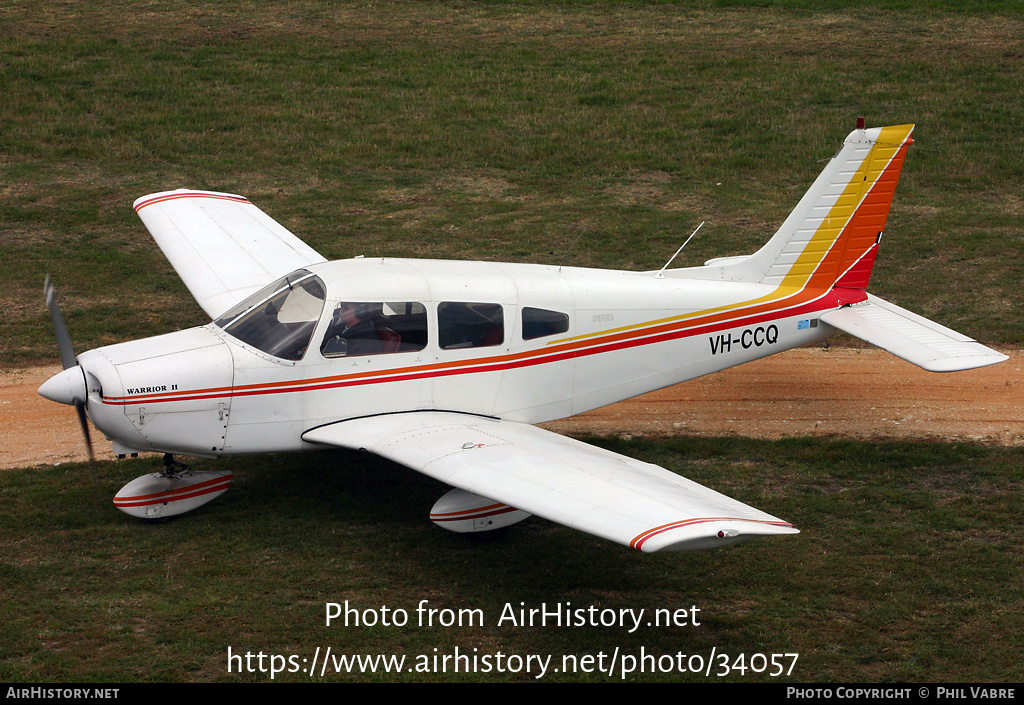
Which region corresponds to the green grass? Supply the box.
[1,437,1021,682]
[2,1,1023,365]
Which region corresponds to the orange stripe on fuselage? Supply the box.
[101,290,836,406]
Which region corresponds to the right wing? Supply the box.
[820,294,1008,372]
[134,190,327,319]
[302,411,798,552]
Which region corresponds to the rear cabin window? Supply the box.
[321,301,427,358]
[438,302,504,350]
[522,307,570,340]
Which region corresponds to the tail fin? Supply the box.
[692,123,1006,373]
[722,123,915,292]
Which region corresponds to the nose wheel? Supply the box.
[112,454,233,520]
[161,453,191,478]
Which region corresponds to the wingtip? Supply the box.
[635,519,799,553]
[921,351,1010,373]
[133,189,250,212]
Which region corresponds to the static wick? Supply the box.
[656,221,705,278]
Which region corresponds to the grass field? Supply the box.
[2,438,1022,682]
[2,0,1022,684]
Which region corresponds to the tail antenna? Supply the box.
[655,221,705,278]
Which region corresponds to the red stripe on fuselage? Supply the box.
[101,287,854,407]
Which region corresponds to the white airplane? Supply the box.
[38,121,1006,551]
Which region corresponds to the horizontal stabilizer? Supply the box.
[819,294,1008,372]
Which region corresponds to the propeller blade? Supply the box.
[75,401,95,462]
[45,275,78,371]
[44,276,95,462]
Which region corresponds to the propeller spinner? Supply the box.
[39,276,95,461]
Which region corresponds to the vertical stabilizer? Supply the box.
[726,123,915,292]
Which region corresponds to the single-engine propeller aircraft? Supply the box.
[39,121,1006,551]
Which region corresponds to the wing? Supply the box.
[134,190,327,319]
[820,294,1008,372]
[302,412,798,552]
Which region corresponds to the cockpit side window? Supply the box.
[320,301,427,358]
[214,270,326,361]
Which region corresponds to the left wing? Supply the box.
[302,412,798,552]
[134,190,327,319]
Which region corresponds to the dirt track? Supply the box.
[3,348,1021,469]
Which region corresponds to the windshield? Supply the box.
[214,270,326,361]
